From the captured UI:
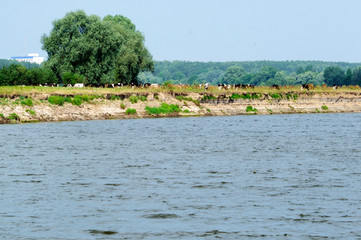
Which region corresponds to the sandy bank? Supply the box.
[1,91,361,124]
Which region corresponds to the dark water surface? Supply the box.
[1,113,361,239]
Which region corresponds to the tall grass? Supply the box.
[145,103,181,115]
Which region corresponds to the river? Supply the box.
[1,113,361,239]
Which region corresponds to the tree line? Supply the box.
[2,59,361,87]
[138,61,361,87]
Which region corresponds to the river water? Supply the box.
[1,113,361,239]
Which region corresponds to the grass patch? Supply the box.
[183,109,190,113]
[138,95,147,101]
[125,108,137,115]
[21,98,34,107]
[48,95,66,106]
[246,105,258,113]
[0,113,4,118]
[270,93,282,99]
[26,109,36,115]
[120,103,126,109]
[206,108,211,112]
[145,103,181,115]
[321,105,328,110]
[286,93,299,100]
[129,95,138,104]
[201,95,217,101]
[7,113,20,120]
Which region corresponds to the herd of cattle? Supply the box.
[37,82,343,91]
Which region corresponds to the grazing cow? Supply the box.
[301,84,314,91]
[218,83,228,90]
[74,83,85,88]
[204,83,210,91]
[271,84,280,90]
[151,83,160,88]
[333,85,340,90]
[144,83,151,88]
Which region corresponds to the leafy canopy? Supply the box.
[41,10,153,85]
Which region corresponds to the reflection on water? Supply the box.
[1,113,361,239]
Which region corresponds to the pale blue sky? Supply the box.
[1,0,361,62]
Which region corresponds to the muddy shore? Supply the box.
[1,91,361,124]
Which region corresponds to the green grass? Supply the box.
[145,103,181,115]
[120,102,126,109]
[138,95,147,101]
[321,105,329,110]
[246,105,258,113]
[7,113,20,120]
[270,93,282,99]
[0,113,4,118]
[48,95,66,106]
[125,108,137,115]
[21,98,34,107]
[129,95,138,104]
[26,109,36,115]
[201,95,217,101]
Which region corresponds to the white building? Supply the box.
[10,53,45,65]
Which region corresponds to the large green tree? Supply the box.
[41,10,153,85]
[323,66,345,86]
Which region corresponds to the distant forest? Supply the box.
[2,58,361,87]
[138,60,361,87]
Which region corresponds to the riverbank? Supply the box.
[1,86,361,124]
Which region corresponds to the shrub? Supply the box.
[206,108,211,112]
[286,93,298,100]
[230,93,241,100]
[145,103,181,115]
[0,113,4,118]
[7,113,20,120]
[21,98,33,107]
[120,103,126,109]
[270,93,282,99]
[26,109,36,115]
[48,95,65,106]
[72,95,83,106]
[201,95,217,101]
[125,108,137,115]
[183,109,190,113]
[110,95,121,101]
[321,105,328,110]
[246,105,258,112]
[129,96,138,104]
[138,95,147,101]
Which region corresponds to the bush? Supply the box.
[7,113,20,120]
[120,103,126,109]
[145,103,181,115]
[0,113,4,118]
[138,95,147,101]
[48,95,65,106]
[246,105,258,113]
[321,105,328,110]
[201,95,217,101]
[270,93,282,99]
[129,96,138,104]
[72,95,83,106]
[26,109,36,115]
[21,98,33,107]
[125,108,137,115]
[230,93,241,100]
